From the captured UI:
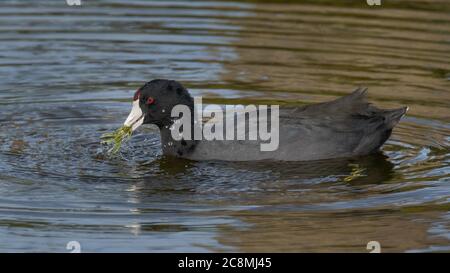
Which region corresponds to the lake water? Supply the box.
[0,0,449,252]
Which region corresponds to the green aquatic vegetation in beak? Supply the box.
[100,125,132,154]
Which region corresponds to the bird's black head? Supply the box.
[124,79,194,130]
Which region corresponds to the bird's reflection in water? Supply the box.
[223,152,395,186]
[128,152,395,203]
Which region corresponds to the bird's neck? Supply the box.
[158,104,199,157]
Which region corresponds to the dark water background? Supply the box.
[0,0,449,252]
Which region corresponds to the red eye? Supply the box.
[146,97,155,105]
[133,89,141,101]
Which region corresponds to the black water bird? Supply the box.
[123,79,407,161]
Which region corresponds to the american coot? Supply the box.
[123,79,407,161]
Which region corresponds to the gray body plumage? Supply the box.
[158,88,407,161]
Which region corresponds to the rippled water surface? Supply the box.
[0,0,449,252]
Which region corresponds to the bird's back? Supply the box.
[182,88,407,161]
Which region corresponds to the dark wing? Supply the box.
[280,88,407,155]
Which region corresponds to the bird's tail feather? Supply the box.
[383,106,408,128]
